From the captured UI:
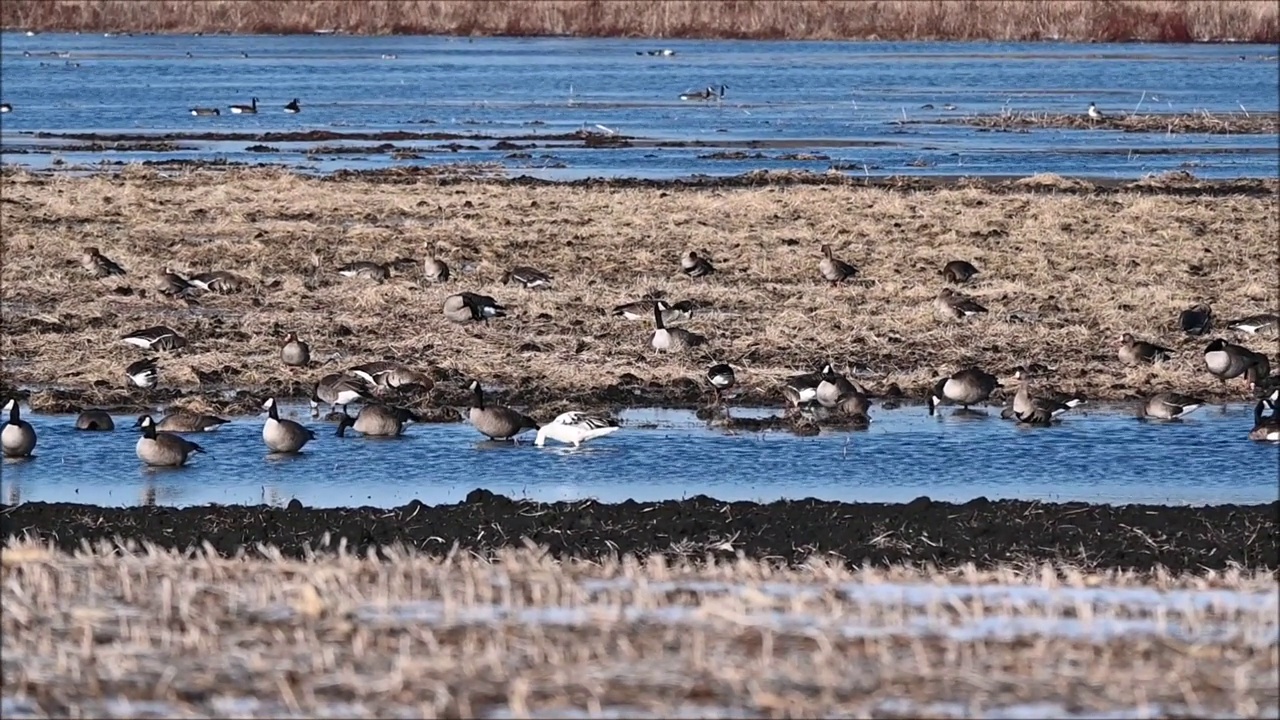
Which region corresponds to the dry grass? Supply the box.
[0,168,1277,414]
[2,539,1277,717]
[3,0,1278,42]
[945,111,1280,135]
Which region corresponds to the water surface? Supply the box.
[2,401,1275,508]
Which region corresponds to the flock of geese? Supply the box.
[2,241,1279,467]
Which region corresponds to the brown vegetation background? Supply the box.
[3,1,1277,42]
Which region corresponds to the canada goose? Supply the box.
[468,381,539,441]
[423,256,451,282]
[283,98,301,114]
[2,399,37,457]
[337,261,390,282]
[1227,313,1280,335]
[188,270,246,293]
[1011,370,1083,425]
[81,246,126,278]
[926,367,1001,415]
[501,266,553,289]
[75,409,115,431]
[934,288,988,320]
[941,260,979,284]
[681,251,715,278]
[0,103,11,113]
[1203,338,1270,385]
[707,363,736,400]
[262,397,315,452]
[157,269,199,299]
[816,365,866,408]
[836,390,871,422]
[679,85,726,101]
[229,97,258,114]
[783,369,824,407]
[122,326,187,351]
[347,361,433,393]
[443,292,506,324]
[1087,102,1105,120]
[818,244,858,285]
[280,332,310,367]
[135,415,203,467]
[311,373,371,415]
[1118,333,1174,365]
[651,301,705,352]
[190,107,220,116]
[336,403,419,438]
[1137,392,1206,421]
[1178,304,1213,336]
[535,411,619,447]
[125,358,158,389]
[155,411,229,433]
[613,299,694,324]
[1249,390,1280,442]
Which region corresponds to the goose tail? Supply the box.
[580,426,620,443]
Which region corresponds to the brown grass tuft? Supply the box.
[2,1,1278,42]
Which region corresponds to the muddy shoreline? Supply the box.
[2,493,1275,571]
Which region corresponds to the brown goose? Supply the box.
[75,409,115,431]
[280,332,310,367]
[189,270,246,293]
[157,269,199,299]
[155,411,229,433]
[1203,338,1270,387]
[336,404,420,437]
[467,381,539,441]
[680,250,715,278]
[941,260,979,284]
[934,288,988,320]
[423,256,451,283]
[1137,393,1206,421]
[81,246,126,278]
[650,301,705,352]
[337,261,390,282]
[1118,333,1174,365]
[818,244,858,285]
[927,367,1001,415]
[347,361,433,393]
[1010,370,1083,425]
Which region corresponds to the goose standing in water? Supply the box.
[280,332,310,368]
[926,367,1001,415]
[1010,369,1083,425]
[134,415,203,467]
[535,411,619,447]
[190,107,220,116]
[1137,393,1206,421]
[1118,333,1174,365]
[125,358,158,389]
[818,244,858,285]
[2,399,37,458]
[681,250,715,277]
[468,381,539,441]
[262,397,315,453]
[121,326,187,351]
[311,373,371,416]
[443,292,506,324]
[501,266,553,289]
[81,246,126,278]
[229,97,258,114]
[934,288,988,320]
[336,404,419,438]
[1249,390,1280,442]
[75,410,115,431]
[650,301,705,352]
[283,98,301,114]
[941,260,979,284]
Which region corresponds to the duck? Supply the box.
[650,300,705,352]
[501,266,552,289]
[135,415,204,467]
[1203,338,1270,386]
[188,270,246,293]
[926,366,1001,415]
[1178,303,1213,336]
[229,97,258,114]
[1010,369,1083,425]
[75,409,115,431]
[1137,392,1206,421]
[468,381,539,441]
[261,398,315,452]
[941,260,979,284]
[681,250,715,278]
[783,368,825,407]
[81,246,126,278]
[1118,333,1174,365]
[155,411,229,433]
[934,288,988,320]
[707,363,736,401]
[121,326,187,351]
[347,361,433,393]
[818,244,858,285]
[311,373,371,415]
[535,411,620,447]
[189,107,220,116]
[1249,390,1280,442]
[283,98,301,114]
[2,398,37,458]
[423,256,451,283]
[335,404,419,438]
[443,292,506,324]
[1087,102,1105,120]
[280,332,310,367]
[816,364,866,408]
[156,269,199,299]
[1227,313,1279,336]
[337,261,390,282]
[125,358,158,389]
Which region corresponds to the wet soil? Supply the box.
[2,493,1275,572]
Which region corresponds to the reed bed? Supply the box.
[3,0,1278,43]
[2,539,1276,718]
[944,110,1280,135]
[0,168,1277,415]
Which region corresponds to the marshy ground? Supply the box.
[1,168,1276,419]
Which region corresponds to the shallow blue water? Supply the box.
[2,400,1275,508]
[1,34,1276,178]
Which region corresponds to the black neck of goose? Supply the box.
[141,421,157,439]
[653,303,666,330]
[7,402,18,424]
[1256,400,1266,425]
[267,401,280,420]
[471,385,484,410]
[336,412,352,437]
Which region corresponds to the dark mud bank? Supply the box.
[3,492,1276,572]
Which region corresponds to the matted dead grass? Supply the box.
[942,110,1280,135]
[0,168,1277,414]
[2,539,1277,717]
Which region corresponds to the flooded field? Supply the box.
[1,34,1277,178]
